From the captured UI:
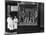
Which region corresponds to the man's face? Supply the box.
[14,16,16,18]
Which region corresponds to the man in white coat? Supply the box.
[7,15,14,30]
[13,16,18,29]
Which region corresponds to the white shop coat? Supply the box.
[13,18,18,29]
[7,17,14,30]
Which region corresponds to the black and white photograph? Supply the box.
[0,0,45,35]
[5,0,44,35]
